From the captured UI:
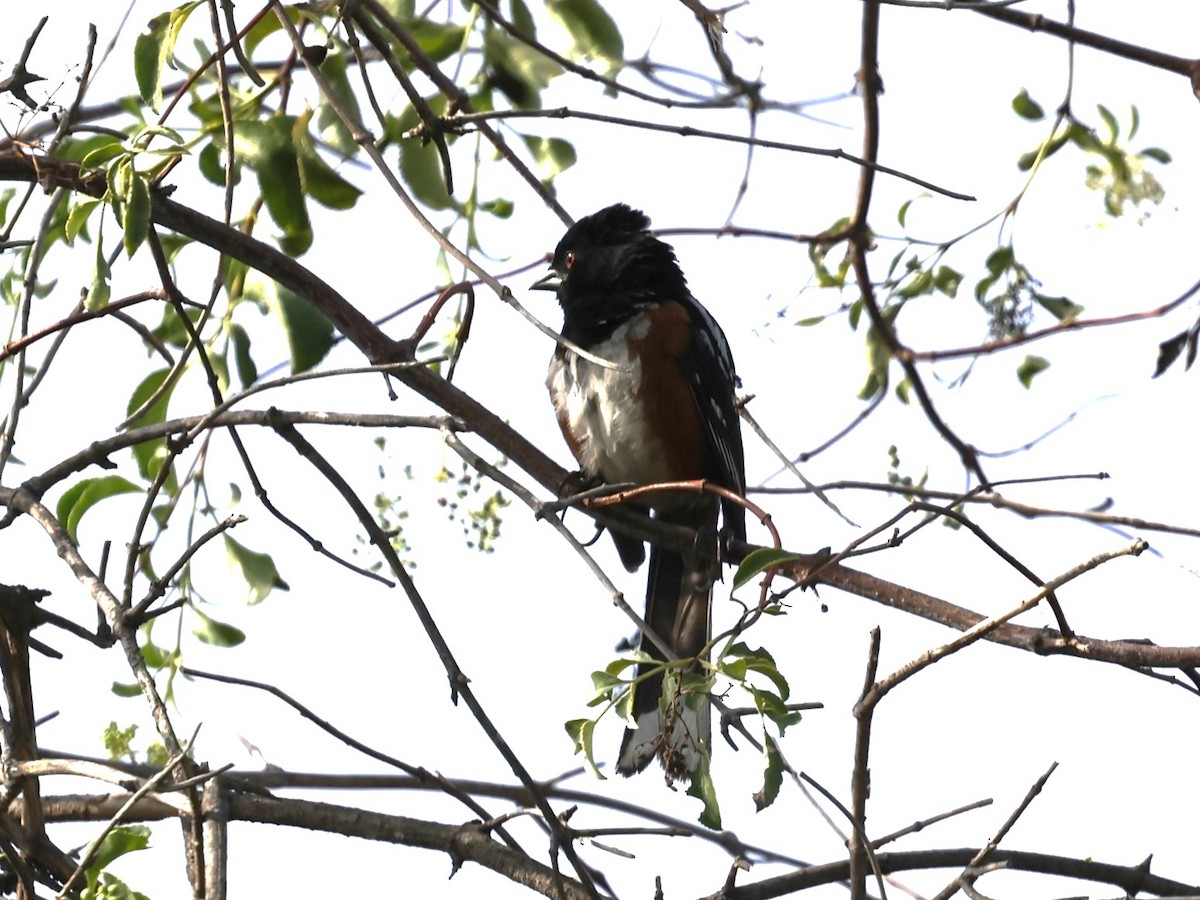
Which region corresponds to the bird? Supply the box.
[533,203,746,783]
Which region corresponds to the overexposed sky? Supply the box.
[3,2,1200,898]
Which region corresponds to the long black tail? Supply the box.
[616,544,713,782]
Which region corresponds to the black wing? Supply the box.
[678,296,747,541]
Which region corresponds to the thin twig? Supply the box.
[928,762,1059,900]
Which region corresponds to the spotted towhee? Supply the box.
[533,204,746,782]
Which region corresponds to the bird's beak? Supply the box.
[530,269,562,292]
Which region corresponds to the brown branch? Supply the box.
[884,499,1074,639]
[25,762,813,869]
[901,275,1200,363]
[871,797,994,850]
[849,628,880,900]
[856,541,1147,712]
[471,0,706,108]
[7,496,189,760]
[411,106,975,201]
[752,475,1200,541]
[775,547,1200,672]
[0,585,79,894]
[178,665,524,851]
[130,514,248,621]
[845,0,988,487]
[340,6,454,195]
[3,150,1192,702]
[930,762,1058,900]
[239,792,595,900]
[0,16,47,109]
[964,3,1200,93]
[264,414,599,898]
[1,407,459,531]
[0,186,67,485]
[708,845,1198,899]
[353,0,573,224]
[15,784,593,900]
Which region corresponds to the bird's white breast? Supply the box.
[548,315,673,486]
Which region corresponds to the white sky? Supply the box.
[3,1,1200,898]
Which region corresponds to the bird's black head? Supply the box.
[532,204,688,341]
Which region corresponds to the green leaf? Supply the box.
[242,7,288,58]
[224,535,289,604]
[862,324,892,395]
[1017,128,1071,171]
[481,198,515,218]
[725,643,790,701]
[121,166,152,257]
[102,722,138,761]
[56,476,143,543]
[856,368,882,401]
[112,682,142,698]
[795,315,825,327]
[1097,103,1119,144]
[1067,121,1101,153]
[198,140,236,187]
[984,245,1014,277]
[293,113,363,210]
[1140,146,1172,164]
[399,137,454,211]
[127,369,179,490]
[86,825,151,892]
[895,268,933,299]
[812,251,850,288]
[1011,88,1045,121]
[1153,331,1188,378]
[145,743,169,768]
[314,51,361,157]
[192,609,247,647]
[686,754,721,828]
[134,1,204,111]
[749,684,789,721]
[753,733,784,811]
[546,0,624,72]
[86,871,151,900]
[848,297,864,330]
[604,656,640,676]
[1034,293,1084,321]
[523,135,577,182]
[565,717,605,778]
[230,323,257,387]
[588,669,626,705]
[77,137,127,169]
[484,31,562,108]
[897,198,913,227]
[509,0,536,37]
[89,225,112,311]
[733,548,802,590]
[134,14,169,111]
[590,669,625,691]
[152,304,203,348]
[258,279,335,374]
[141,640,171,669]
[408,19,467,63]
[1016,355,1049,389]
[0,188,15,227]
[66,198,102,245]
[158,233,192,262]
[933,265,962,298]
[233,118,313,255]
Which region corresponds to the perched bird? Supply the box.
[533,203,746,782]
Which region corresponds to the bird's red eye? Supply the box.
[564,250,577,269]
